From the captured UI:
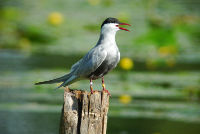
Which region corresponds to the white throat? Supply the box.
[97,23,119,45]
[100,30,116,44]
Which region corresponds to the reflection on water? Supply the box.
[0,111,200,134]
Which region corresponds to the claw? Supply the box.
[103,88,111,96]
[101,76,111,96]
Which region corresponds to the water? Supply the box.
[0,111,200,134]
[1,50,200,71]
[108,117,200,134]
[0,50,200,134]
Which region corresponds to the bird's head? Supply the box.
[101,17,131,34]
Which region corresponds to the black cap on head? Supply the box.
[101,17,120,28]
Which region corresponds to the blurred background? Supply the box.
[0,0,200,134]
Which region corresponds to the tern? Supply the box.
[35,17,131,94]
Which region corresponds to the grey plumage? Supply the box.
[35,17,130,88]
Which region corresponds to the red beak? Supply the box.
[117,23,131,32]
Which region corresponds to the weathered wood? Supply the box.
[59,88,110,134]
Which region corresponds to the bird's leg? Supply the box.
[90,79,94,94]
[102,76,106,90]
[102,76,111,95]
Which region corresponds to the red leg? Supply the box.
[102,76,111,95]
[90,78,94,94]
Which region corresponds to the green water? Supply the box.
[0,111,200,134]
[0,51,200,134]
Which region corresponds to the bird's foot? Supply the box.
[91,90,94,94]
[102,88,111,96]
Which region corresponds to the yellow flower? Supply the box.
[48,12,63,26]
[119,94,132,104]
[88,0,101,6]
[158,45,177,57]
[120,57,134,70]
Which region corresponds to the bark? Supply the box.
[59,88,110,134]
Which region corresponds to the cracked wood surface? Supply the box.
[59,88,110,134]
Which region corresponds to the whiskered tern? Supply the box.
[35,17,131,95]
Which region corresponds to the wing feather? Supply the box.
[71,46,107,77]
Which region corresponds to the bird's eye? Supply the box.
[116,25,119,27]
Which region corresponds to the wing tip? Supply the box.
[34,81,48,85]
[34,82,41,85]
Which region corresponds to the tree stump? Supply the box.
[59,88,110,134]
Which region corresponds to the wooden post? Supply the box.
[59,88,110,134]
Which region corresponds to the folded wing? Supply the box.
[71,46,107,77]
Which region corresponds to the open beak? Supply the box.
[117,23,131,32]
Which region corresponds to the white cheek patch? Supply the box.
[102,23,119,33]
[103,23,118,29]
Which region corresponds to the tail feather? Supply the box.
[55,82,66,89]
[35,74,71,85]
[55,75,80,89]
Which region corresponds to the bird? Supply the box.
[35,17,131,95]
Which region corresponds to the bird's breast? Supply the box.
[106,45,120,64]
[100,45,120,73]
